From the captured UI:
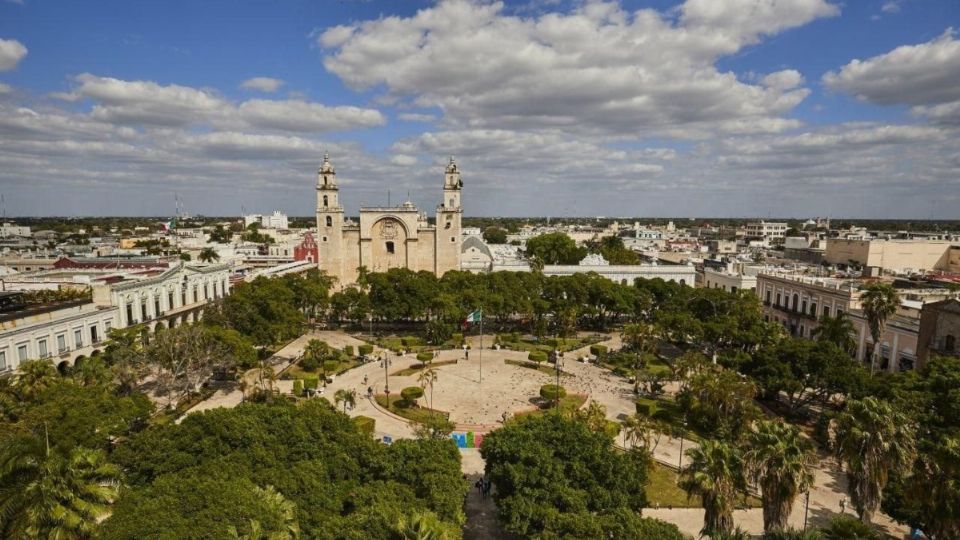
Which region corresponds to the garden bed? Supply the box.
[645,462,761,509]
[392,359,459,376]
[374,394,449,424]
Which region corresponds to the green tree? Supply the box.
[0,433,121,538]
[482,226,508,245]
[743,420,816,534]
[820,515,881,539]
[417,367,438,410]
[833,397,915,524]
[679,439,745,538]
[198,247,221,263]
[621,323,658,394]
[401,386,425,406]
[227,485,300,540]
[300,339,331,372]
[811,313,857,355]
[859,283,900,374]
[524,232,586,265]
[15,359,59,402]
[334,389,357,414]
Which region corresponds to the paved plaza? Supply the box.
[185,330,909,539]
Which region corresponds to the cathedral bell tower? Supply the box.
[316,153,344,281]
[435,156,463,273]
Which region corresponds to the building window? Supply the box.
[450,236,456,242]
[801,300,807,314]
[168,292,174,309]
[765,290,771,304]
[776,293,781,306]
[18,344,28,362]
[104,321,112,332]
[74,329,83,348]
[0,350,5,370]
[91,326,99,344]
[193,288,198,303]
[811,302,817,316]
[323,195,329,207]
[325,216,332,227]
[823,305,830,318]
[38,339,48,358]
[126,303,133,324]
[731,286,737,293]
[386,241,395,254]
[792,294,799,311]
[946,335,957,352]
[322,236,327,242]
[445,222,451,229]
[155,299,161,317]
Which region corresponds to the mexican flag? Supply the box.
[463,309,482,326]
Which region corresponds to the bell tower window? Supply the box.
[386,241,395,254]
[325,216,332,227]
[323,195,328,207]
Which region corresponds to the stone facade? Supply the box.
[917,298,960,368]
[316,155,462,287]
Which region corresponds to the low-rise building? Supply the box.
[757,272,861,338]
[917,298,960,368]
[824,238,959,273]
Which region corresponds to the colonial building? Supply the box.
[316,155,462,287]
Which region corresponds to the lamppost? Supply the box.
[803,489,811,530]
[382,352,389,406]
[553,350,564,407]
[677,417,688,474]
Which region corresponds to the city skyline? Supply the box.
[1,0,959,218]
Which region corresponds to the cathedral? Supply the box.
[315,154,463,287]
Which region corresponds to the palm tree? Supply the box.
[417,367,438,410]
[0,432,121,538]
[621,323,658,394]
[833,397,915,524]
[198,247,220,263]
[679,439,745,537]
[334,389,356,413]
[15,359,59,402]
[743,420,816,534]
[811,313,856,355]
[228,485,300,539]
[620,413,663,452]
[859,283,899,374]
[397,510,449,540]
[301,339,330,371]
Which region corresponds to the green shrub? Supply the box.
[539,384,567,403]
[416,351,434,364]
[358,344,374,356]
[635,401,655,416]
[292,379,304,397]
[303,377,319,390]
[590,344,608,356]
[343,345,354,356]
[451,332,463,344]
[528,351,548,364]
[401,336,423,347]
[544,338,558,348]
[401,386,424,405]
[352,415,375,436]
[300,355,319,371]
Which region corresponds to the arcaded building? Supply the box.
[315,155,463,287]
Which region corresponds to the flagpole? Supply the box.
[478,307,483,385]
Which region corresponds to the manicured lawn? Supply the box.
[284,357,361,380]
[374,394,449,424]
[645,462,761,509]
[497,335,604,354]
[392,359,459,376]
[514,394,588,418]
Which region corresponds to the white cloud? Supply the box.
[823,29,960,106]
[881,1,902,14]
[824,28,960,125]
[238,99,386,132]
[320,0,829,137]
[398,112,437,123]
[240,77,285,93]
[762,69,804,90]
[0,82,12,95]
[0,38,28,71]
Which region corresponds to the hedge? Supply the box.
[401,336,423,347]
[353,415,376,436]
[401,386,424,404]
[303,376,319,390]
[358,344,374,356]
[416,351,434,363]
[343,345,354,356]
[590,344,608,356]
[292,379,304,397]
[528,351,548,364]
[539,384,567,402]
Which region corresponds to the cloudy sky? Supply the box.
[1,0,958,218]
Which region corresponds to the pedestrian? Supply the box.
[474,477,483,495]
[483,478,491,498]
[363,374,368,385]
[839,498,846,514]
[465,349,469,360]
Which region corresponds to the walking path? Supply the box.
[183,329,908,538]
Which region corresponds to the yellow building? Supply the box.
[316,155,463,287]
[824,238,959,273]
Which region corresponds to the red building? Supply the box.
[294,233,318,264]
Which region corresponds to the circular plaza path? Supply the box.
[186,330,909,539]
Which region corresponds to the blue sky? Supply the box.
[1,0,958,217]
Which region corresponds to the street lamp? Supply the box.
[803,489,811,530]
[382,352,389,402]
[553,350,564,407]
[677,417,688,473]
